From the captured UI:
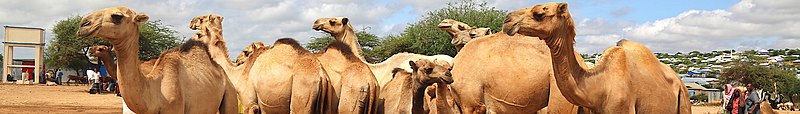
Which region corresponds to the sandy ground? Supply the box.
[0,83,121,114]
[2,83,800,114]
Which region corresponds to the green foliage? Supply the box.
[45,16,182,71]
[378,0,506,58]
[305,28,382,63]
[720,61,800,96]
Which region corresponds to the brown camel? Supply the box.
[235,42,267,65]
[77,7,238,113]
[369,52,453,88]
[378,59,454,114]
[313,17,380,113]
[88,45,117,79]
[502,2,691,113]
[437,19,492,52]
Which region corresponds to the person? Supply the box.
[21,70,28,82]
[724,84,734,113]
[730,88,742,114]
[746,84,761,114]
[87,68,99,90]
[56,70,64,85]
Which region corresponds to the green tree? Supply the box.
[305,28,382,63]
[379,0,506,58]
[45,16,182,73]
[720,61,800,95]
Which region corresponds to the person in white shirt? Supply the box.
[87,68,99,90]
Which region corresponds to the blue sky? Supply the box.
[1,0,798,60]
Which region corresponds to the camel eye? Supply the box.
[543,7,548,11]
[111,13,124,24]
[424,68,434,74]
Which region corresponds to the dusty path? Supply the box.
[0,84,122,114]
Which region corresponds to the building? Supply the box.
[685,83,723,102]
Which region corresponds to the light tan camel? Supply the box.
[235,42,266,65]
[313,17,380,113]
[502,2,692,113]
[76,6,237,113]
[378,59,455,114]
[188,14,266,113]
[437,19,492,52]
[448,32,553,113]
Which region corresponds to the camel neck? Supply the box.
[334,25,365,62]
[206,27,236,73]
[398,74,426,114]
[110,31,150,112]
[547,29,592,107]
[97,54,117,79]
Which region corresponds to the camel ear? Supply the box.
[504,24,520,36]
[340,17,349,25]
[134,13,149,26]
[558,2,569,14]
[409,60,418,71]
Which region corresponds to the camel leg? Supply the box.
[219,84,238,114]
[290,74,322,113]
[338,83,370,113]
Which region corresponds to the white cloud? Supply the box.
[621,0,800,53]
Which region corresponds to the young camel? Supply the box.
[378,59,455,114]
[503,2,691,113]
[76,7,238,113]
[234,42,266,65]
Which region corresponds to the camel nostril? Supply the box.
[81,21,91,27]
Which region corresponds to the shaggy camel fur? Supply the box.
[235,42,266,65]
[313,17,380,113]
[188,14,265,113]
[77,7,238,113]
[503,2,691,113]
[437,19,492,52]
[378,59,455,114]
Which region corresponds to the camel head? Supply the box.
[235,42,267,65]
[312,17,352,38]
[451,28,492,49]
[88,45,112,57]
[408,59,454,85]
[502,2,575,43]
[437,19,473,36]
[189,14,223,30]
[77,6,149,41]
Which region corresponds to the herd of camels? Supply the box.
[75,2,698,114]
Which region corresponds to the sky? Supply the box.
[1,0,799,60]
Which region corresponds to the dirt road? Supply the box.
[0,84,121,114]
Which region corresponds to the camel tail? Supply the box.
[219,83,239,114]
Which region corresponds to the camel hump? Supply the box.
[179,39,209,52]
[616,39,631,46]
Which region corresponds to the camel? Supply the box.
[502,2,692,113]
[378,59,454,114]
[88,45,117,80]
[312,17,380,113]
[437,19,492,52]
[234,42,267,65]
[369,52,453,88]
[76,7,237,113]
